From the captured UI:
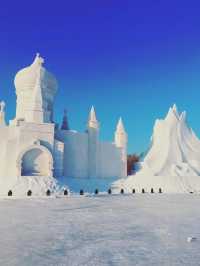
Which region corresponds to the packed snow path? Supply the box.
[0,194,200,266]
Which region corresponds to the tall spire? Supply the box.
[115,117,127,147]
[88,106,99,129]
[87,106,99,178]
[61,109,69,130]
[116,117,126,133]
[115,117,128,178]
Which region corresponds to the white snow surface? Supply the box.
[0,176,58,196]
[0,194,200,266]
[114,105,200,193]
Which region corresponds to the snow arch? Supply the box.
[17,144,53,177]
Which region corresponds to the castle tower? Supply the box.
[0,101,6,126]
[61,109,70,130]
[13,53,58,124]
[87,106,99,178]
[115,117,128,177]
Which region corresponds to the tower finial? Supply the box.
[32,53,44,66]
[88,106,99,129]
[116,117,125,133]
[89,106,97,121]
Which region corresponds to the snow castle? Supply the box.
[0,54,127,195]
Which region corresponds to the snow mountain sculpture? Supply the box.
[113,105,200,193]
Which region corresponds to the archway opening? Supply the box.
[21,148,51,176]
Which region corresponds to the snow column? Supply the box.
[115,118,128,178]
[87,106,99,178]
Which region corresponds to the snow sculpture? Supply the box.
[144,104,200,177]
[113,105,200,193]
[0,54,127,196]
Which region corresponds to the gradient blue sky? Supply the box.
[0,0,200,153]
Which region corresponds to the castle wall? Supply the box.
[56,130,89,178]
[0,127,19,178]
[56,129,126,179]
[97,142,125,178]
[17,122,54,150]
[0,124,126,180]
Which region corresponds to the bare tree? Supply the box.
[127,154,139,175]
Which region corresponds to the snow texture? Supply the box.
[114,105,200,193]
[0,194,200,266]
[0,176,58,196]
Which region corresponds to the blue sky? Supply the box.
[1,0,200,153]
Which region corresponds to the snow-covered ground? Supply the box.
[0,194,200,266]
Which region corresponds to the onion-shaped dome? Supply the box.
[14,53,58,96]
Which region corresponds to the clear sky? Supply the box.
[1,0,200,154]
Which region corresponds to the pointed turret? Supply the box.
[88,106,99,129]
[115,117,127,151]
[115,117,127,144]
[116,117,126,133]
[61,109,69,130]
[115,117,128,178]
[87,106,99,178]
[0,101,6,126]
